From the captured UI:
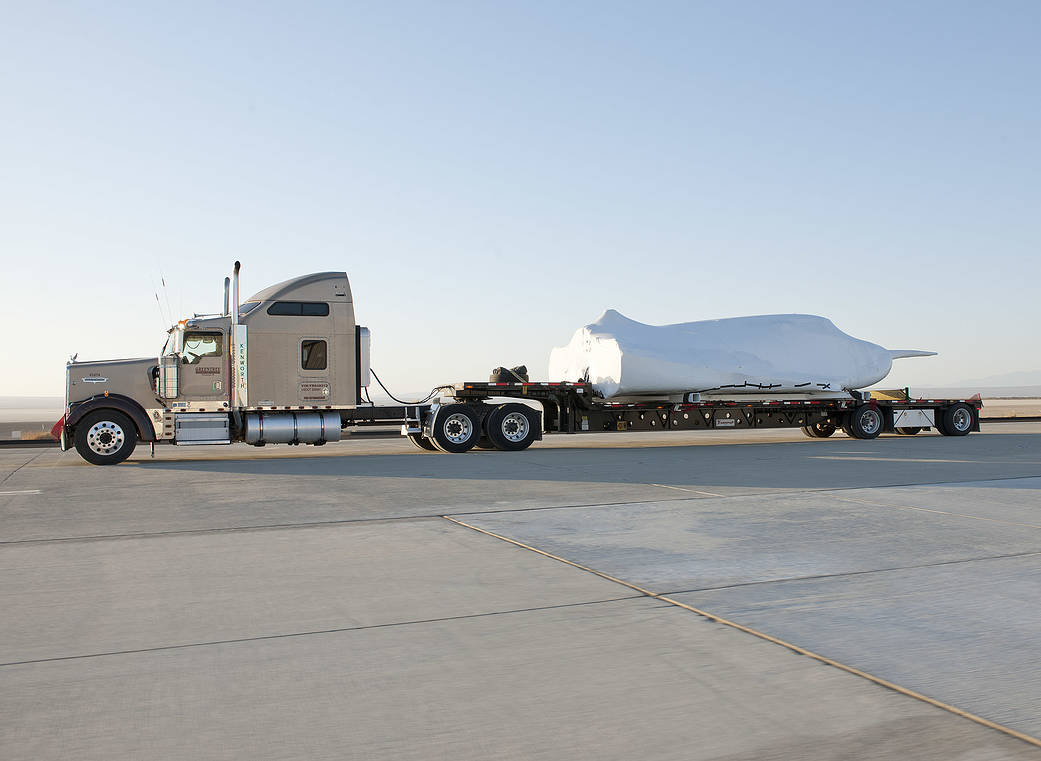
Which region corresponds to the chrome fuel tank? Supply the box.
[243,411,342,445]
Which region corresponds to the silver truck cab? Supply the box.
[63,264,370,464]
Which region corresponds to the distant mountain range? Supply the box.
[954,370,1041,387]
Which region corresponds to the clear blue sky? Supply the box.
[2,1,1038,396]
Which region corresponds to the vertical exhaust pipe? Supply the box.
[233,261,240,319]
[223,277,230,316]
[231,262,242,410]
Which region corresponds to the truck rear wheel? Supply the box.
[485,403,539,451]
[74,409,137,465]
[801,422,836,438]
[430,404,481,453]
[939,403,974,437]
[847,405,883,440]
[895,427,922,435]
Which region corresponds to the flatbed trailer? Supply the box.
[392,382,981,453]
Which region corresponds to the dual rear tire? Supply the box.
[842,402,974,439]
[936,403,975,437]
[414,403,540,453]
[843,405,884,440]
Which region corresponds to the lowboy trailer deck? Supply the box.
[404,381,980,453]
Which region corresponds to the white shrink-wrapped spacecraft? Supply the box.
[548,310,936,399]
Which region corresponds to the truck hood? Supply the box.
[67,357,158,410]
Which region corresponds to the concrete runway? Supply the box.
[2,423,1040,759]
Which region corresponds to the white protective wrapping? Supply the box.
[548,310,935,399]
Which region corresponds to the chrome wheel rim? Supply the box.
[86,420,125,456]
[442,413,473,444]
[952,408,971,432]
[859,410,881,435]
[500,412,529,443]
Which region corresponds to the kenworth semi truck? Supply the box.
[59,263,981,465]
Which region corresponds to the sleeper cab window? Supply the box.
[182,332,223,364]
[267,301,330,316]
[301,340,328,371]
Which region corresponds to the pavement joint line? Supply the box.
[441,515,1041,751]
[0,489,41,495]
[833,495,1041,530]
[658,548,1041,596]
[0,451,45,486]
[810,456,1038,464]
[0,595,642,668]
[4,471,1041,546]
[0,496,700,547]
[649,483,726,497]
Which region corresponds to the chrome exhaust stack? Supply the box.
[232,261,240,324]
[230,261,246,412]
[223,277,230,316]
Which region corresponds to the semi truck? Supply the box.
[59,263,981,465]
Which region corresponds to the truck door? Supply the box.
[178,330,228,402]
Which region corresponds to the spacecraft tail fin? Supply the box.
[889,349,938,360]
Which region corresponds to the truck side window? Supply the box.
[182,332,222,364]
[302,340,327,370]
[268,301,330,316]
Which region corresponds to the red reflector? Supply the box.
[50,416,64,441]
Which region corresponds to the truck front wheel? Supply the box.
[74,409,138,465]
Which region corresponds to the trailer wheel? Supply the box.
[895,427,922,435]
[939,404,974,437]
[430,404,481,453]
[74,409,137,465]
[801,422,836,438]
[485,403,540,451]
[406,432,438,451]
[847,405,883,440]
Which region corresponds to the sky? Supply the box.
[2,1,1039,398]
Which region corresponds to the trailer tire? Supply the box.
[485,403,539,451]
[73,409,137,465]
[802,422,836,438]
[847,405,883,440]
[406,432,438,451]
[939,404,974,437]
[430,404,481,453]
[473,435,498,450]
[895,427,922,435]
